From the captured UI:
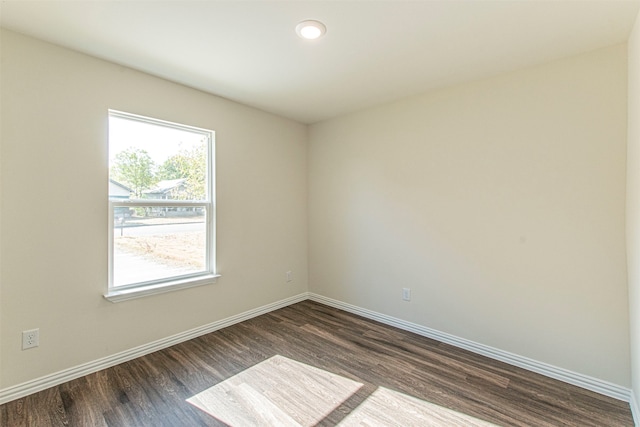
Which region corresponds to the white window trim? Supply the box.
[105,110,218,303]
[104,273,221,303]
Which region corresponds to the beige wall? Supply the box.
[0,29,3,388]
[627,9,640,410]
[0,26,634,395]
[309,44,630,386]
[0,29,308,389]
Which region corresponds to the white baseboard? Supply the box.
[1,291,634,414]
[0,292,310,405]
[308,293,632,403]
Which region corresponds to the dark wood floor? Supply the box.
[0,300,634,426]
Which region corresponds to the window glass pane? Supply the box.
[109,115,208,201]
[112,206,207,287]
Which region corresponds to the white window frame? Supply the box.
[105,110,219,302]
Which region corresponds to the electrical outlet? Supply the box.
[286,271,293,282]
[402,288,411,301]
[22,328,39,350]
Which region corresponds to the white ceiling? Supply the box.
[1,1,639,124]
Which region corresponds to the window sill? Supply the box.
[104,274,221,303]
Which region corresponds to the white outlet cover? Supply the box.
[22,328,39,350]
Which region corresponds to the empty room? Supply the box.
[2,0,640,425]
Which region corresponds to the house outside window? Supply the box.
[106,110,217,302]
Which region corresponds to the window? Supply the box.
[106,110,217,302]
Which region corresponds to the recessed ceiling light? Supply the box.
[296,20,326,40]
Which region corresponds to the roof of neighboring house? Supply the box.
[109,179,133,198]
[144,178,187,195]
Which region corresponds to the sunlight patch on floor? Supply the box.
[337,386,498,426]
[187,355,363,426]
[187,355,499,426]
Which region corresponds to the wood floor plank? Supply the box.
[0,300,634,426]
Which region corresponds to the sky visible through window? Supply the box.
[109,115,205,168]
